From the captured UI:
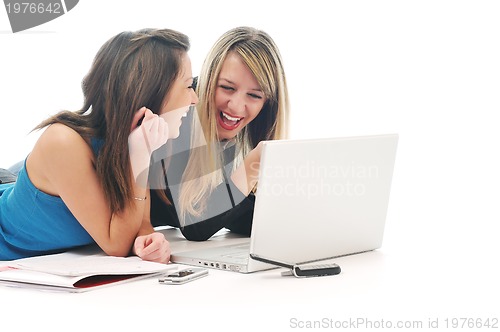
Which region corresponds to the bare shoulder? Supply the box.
[30,123,94,171]
[37,123,91,156]
[40,123,86,145]
[27,123,94,195]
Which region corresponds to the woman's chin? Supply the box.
[169,131,180,139]
[166,121,183,140]
[217,126,241,141]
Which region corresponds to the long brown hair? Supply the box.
[34,28,190,213]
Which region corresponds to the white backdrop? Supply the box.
[1,0,499,328]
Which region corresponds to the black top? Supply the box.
[149,112,255,241]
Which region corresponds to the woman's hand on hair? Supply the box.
[129,107,170,154]
[133,232,171,264]
[128,107,170,185]
[130,106,147,132]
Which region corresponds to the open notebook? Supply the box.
[0,245,175,292]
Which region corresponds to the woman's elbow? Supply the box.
[100,243,132,258]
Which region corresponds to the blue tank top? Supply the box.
[0,139,103,260]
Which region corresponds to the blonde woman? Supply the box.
[0,29,198,262]
[150,26,290,240]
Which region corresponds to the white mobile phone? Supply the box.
[158,268,208,285]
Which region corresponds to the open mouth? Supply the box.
[218,111,243,130]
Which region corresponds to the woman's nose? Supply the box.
[227,93,245,114]
[191,88,199,105]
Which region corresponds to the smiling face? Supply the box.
[160,53,198,139]
[214,52,267,141]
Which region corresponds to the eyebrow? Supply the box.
[219,78,263,92]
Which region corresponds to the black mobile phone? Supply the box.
[292,263,341,277]
[158,268,208,285]
[250,253,341,278]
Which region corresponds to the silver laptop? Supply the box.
[170,134,399,273]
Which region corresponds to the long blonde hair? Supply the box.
[177,26,290,225]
